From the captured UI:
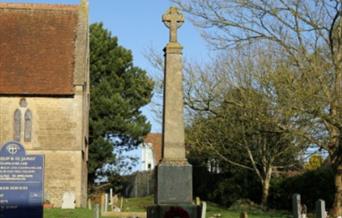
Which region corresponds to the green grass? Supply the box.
[121,196,291,218]
[121,195,154,212]
[44,208,109,218]
[206,202,290,218]
[44,196,291,218]
[44,208,93,218]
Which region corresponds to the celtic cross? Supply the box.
[162,7,184,43]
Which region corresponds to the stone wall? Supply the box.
[0,90,88,207]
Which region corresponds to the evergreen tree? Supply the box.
[89,23,153,186]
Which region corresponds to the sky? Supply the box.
[1,0,211,132]
[0,0,213,174]
[1,0,326,172]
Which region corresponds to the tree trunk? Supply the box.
[330,129,342,217]
[261,167,272,207]
[330,13,342,218]
[332,165,342,217]
[329,121,341,217]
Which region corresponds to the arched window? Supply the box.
[14,109,21,141]
[24,109,32,142]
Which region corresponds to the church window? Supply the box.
[19,98,27,108]
[14,109,21,142]
[24,109,32,142]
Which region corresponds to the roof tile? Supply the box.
[0,3,79,95]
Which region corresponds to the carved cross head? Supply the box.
[162,7,184,43]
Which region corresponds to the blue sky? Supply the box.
[1,0,210,132]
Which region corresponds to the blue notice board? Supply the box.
[0,141,44,218]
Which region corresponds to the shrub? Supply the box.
[192,165,261,207]
[268,166,335,211]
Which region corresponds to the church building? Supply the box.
[0,1,89,207]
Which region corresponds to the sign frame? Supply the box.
[0,141,44,218]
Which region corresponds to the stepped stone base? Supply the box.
[155,163,193,204]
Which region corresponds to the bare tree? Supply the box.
[146,44,317,205]
[172,0,342,215]
[184,48,313,206]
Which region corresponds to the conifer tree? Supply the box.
[88,23,153,186]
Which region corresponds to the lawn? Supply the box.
[44,208,94,218]
[44,196,291,218]
[121,195,154,212]
[206,202,290,218]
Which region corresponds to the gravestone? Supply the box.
[147,7,198,218]
[240,212,248,218]
[201,202,207,218]
[292,194,302,218]
[315,199,326,218]
[101,194,105,212]
[113,194,119,205]
[94,204,100,218]
[61,191,76,209]
[0,141,44,218]
[302,204,307,218]
[109,188,113,205]
[104,193,108,212]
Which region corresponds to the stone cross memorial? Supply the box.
[0,141,44,218]
[147,7,198,218]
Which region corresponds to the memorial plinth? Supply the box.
[147,7,198,218]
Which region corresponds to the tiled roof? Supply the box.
[0,3,79,95]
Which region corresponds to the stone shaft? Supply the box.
[162,43,186,161]
[150,8,194,214]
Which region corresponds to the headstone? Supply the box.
[316,199,326,218]
[120,196,123,209]
[112,194,119,206]
[292,194,302,218]
[88,198,92,209]
[302,204,307,218]
[101,194,105,212]
[201,202,207,218]
[240,211,248,218]
[147,7,197,218]
[61,192,76,209]
[104,193,108,212]
[93,204,100,218]
[195,197,201,206]
[0,141,44,218]
[109,188,113,205]
[113,206,121,212]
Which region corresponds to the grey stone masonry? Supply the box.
[155,163,192,204]
[162,7,186,162]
